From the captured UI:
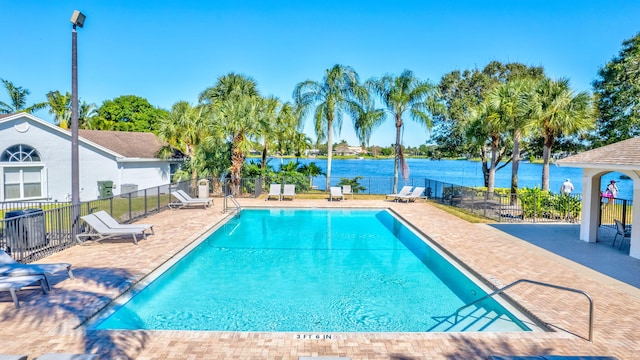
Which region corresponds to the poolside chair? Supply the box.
[386,186,413,201]
[342,185,353,199]
[266,184,282,201]
[93,210,154,235]
[0,274,48,308]
[396,186,425,203]
[77,214,149,245]
[0,249,73,290]
[176,189,213,206]
[169,190,211,209]
[281,184,296,200]
[613,219,631,249]
[329,186,344,201]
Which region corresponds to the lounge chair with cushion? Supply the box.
[282,184,296,200]
[77,214,149,245]
[329,186,344,201]
[386,186,413,201]
[169,190,211,209]
[0,249,73,290]
[93,210,154,235]
[0,274,48,308]
[266,184,282,201]
[396,186,425,202]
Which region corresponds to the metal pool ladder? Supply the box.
[454,278,594,341]
[223,195,241,216]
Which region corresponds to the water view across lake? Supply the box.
[258,158,634,200]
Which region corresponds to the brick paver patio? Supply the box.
[1,198,638,359]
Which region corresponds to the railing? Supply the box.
[223,195,241,215]
[599,196,632,230]
[454,278,594,342]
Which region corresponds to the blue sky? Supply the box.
[1,1,639,146]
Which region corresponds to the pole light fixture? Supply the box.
[70,10,85,235]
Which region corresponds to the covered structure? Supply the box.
[557,137,640,259]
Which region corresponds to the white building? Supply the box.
[0,113,182,202]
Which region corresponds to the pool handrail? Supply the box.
[454,278,593,342]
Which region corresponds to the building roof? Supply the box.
[79,130,165,158]
[557,137,640,170]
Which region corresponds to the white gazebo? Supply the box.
[557,137,640,259]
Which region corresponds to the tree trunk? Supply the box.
[541,134,555,191]
[487,136,499,198]
[325,118,333,191]
[230,133,245,196]
[392,115,403,194]
[510,129,521,204]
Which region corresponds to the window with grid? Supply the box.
[1,144,44,200]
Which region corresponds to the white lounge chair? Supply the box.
[169,190,211,209]
[342,185,353,199]
[386,186,413,201]
[77,214,149,245]
[177,190,213,206]
[329,186,344,201]
[281,184,296,200]
[0,274,48,308]
[93,210,154,235]
[266,184,282,201]
[0,250,73,290]
[397,187,425,203]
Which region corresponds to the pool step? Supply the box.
[430,306,524,332]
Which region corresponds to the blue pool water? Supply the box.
[93,209,533,332]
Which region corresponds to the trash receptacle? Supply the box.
[120,183,138,198]
[3,208,46,255]
[98,180,114,198]
[198,179,210,199]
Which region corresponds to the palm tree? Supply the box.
[484,78,535,199]
[0,79,47,114]
[78,101,98,129]
[46,91,71,128]
[298,162,325,189]
[200,73,262,196]
[367,70,439,193]
[157,101,212,187]
[347,95,385,148]
[530,78,594,190]
[294,64,362,191]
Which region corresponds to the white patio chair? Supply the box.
[329,186,344,201]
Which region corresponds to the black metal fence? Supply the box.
[2,175,629,263]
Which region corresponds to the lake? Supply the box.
[259,157,633,200]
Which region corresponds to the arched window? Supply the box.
[1,144,41,162]
[1,144,43,200]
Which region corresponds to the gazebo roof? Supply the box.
[557,137,640,170]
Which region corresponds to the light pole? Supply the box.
[70,10,85,234]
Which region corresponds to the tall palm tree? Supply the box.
[367,70,439,193]
[200,73,262,196]
[485,78,535,199]
[0,79,47,114]
[157,101,212,187]
[294,64,362,191]
[530,78,594,190]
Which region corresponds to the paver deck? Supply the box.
[1,198,638,359]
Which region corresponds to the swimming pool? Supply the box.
[91,209,538,332]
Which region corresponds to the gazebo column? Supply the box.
[579,170,599,243]
[629,179,640,259]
